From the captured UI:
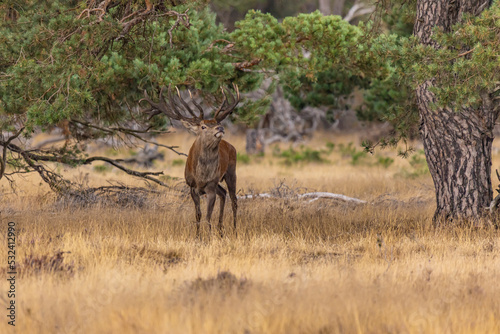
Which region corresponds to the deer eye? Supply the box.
[201,125,207,130]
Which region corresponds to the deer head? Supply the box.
[140,84,240,238]
[141,83,239,137]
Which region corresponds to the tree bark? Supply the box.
[417,81,496,221]
[332,0,346,16]
[319,0,331,15]
[414,0,498,221]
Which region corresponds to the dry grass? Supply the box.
[1,131,500,333]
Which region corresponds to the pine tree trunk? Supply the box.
[319,0,331,15]
[417,81,495,221]
[414,0,497,221]
[332,0,346,16]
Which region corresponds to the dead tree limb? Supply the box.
[70,119,187,156]
[238,191,367,204]
[76,1,191,44]
[2,141,171,191]
[0,127,25,181]
[489,169,500,213]
[164,9,191,48]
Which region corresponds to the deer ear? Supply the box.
[180,120,198,134]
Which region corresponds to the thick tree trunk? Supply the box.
[319,0,346,16]
[332,0,346,16]
[318,0,331,15]
[414,0,497,221]
[417,81,495,220]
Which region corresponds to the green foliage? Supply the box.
[236,152,251,164]
[230,10,391,117]
[354,3,419,137]
[381,2,415,37]
[339,142,395,167]
[397,149,429,178]
[408,150,429,174]
[2,0,498,179]
[325,142,335,152]
[105,148,120,157]
[0,1,264,135]
[283,70,368,113]
[232,10,387,78]
[377,156,395,169]
[338,142,367,165]
[270,141,394,168]
[211,0,312,31]
[159,174,181,182]
[272,145,326,165]
[93,164,112,173]
[172,159,185,166]
[394,1,500,109]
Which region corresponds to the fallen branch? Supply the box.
[238,191,367,204]
[299,192,367,204]
[237,193,273,199]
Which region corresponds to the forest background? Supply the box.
[1,1,500,333]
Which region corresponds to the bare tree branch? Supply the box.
[70,119,187,156]
[0,127,24,181]
[343,2,375,23]
[2,141,172,191]
[165,9,191,48]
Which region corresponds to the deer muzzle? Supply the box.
[215,126,224,138]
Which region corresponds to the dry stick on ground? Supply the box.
[238,192,367,204]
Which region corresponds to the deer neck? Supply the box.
[194,137,220,159]
[192,137,220,184]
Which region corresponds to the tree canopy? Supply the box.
[1,0,500,221]
[0,0,264,190]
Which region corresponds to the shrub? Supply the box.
[172,159,185,166]
[237,152,251,164]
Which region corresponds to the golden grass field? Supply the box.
[1,130,500,333]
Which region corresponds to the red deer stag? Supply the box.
[141,85,240,237]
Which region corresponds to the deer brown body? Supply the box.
[184,120,237,236]
[141,85,239,237]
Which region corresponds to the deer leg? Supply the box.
[190,187,202,236]
[225,169,238,236]
[206,185,217,234]
[216,185,227,237]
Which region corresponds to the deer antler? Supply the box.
[140,84,204,124]
[214,83,240,122]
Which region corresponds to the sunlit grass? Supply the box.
[1,131,500,333]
